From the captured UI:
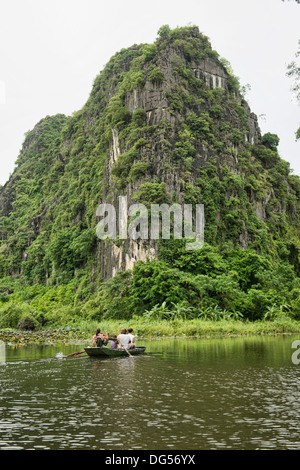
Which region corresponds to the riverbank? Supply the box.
[1,316,300,345]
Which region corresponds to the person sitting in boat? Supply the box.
[128,328,136,349]
[110,335,118,350]
[117,328,131,350]
[93,328,108,347]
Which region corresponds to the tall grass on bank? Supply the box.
[1,316,300,346]
[77,315,300,339]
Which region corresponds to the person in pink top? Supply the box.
[93,328,108,347]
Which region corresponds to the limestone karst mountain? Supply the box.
[0,25,299,325]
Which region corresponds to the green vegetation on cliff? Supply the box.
[0,25,299,331]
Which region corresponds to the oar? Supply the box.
[119,341,132,357]
[65,350,86,357]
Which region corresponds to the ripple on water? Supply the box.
[1,337,300,449]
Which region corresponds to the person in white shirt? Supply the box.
[117,328,131,349]
[127,328,136,349]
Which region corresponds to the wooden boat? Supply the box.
[84,346,146,358]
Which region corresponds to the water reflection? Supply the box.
[0,335,300,449]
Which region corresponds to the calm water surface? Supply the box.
[0,334,300,450]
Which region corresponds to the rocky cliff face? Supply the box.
[0,25,299,286]
[93,27,267,280]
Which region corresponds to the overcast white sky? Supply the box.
[0,0,299,186]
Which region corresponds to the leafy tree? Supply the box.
[157,24,171,39]
[100,270,133,320]
[261,132,280,150]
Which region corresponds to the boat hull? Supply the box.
[84,346,146,358]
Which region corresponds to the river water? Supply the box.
[0,334,300,450]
